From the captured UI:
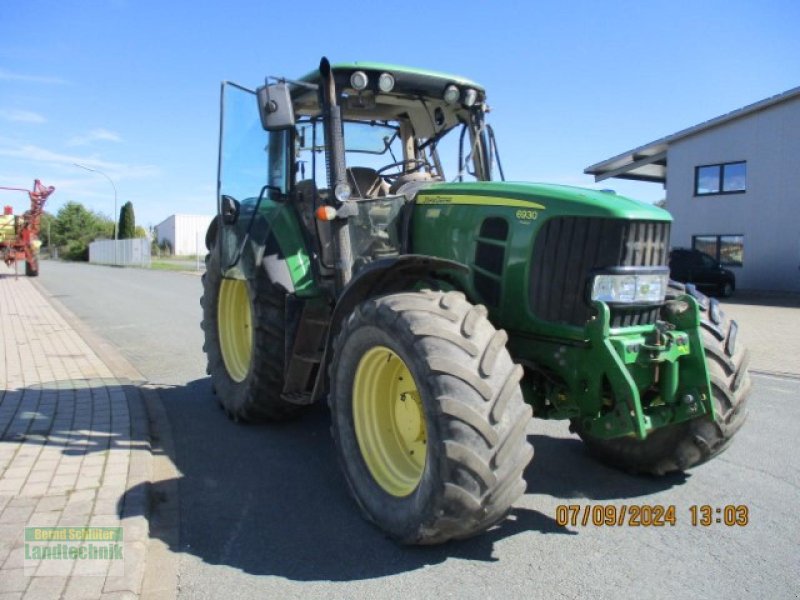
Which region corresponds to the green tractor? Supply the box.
[201,58,749,544]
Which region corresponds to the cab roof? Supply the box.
[291,62,486,138]
[300,61,485,93]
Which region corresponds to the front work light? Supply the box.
[443,85,460,104]
[591,272,668,304]
[463,88,478,107]
[378,72,395,93]
[350,71,369,91]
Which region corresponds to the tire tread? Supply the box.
[328,290,533,544]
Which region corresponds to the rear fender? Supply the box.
[204,206,318,296]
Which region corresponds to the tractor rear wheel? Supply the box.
[201,243,302,421]
[575,283,750,475]
[329,290,533,544]
[25,257,39,277]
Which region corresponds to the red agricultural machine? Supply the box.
[0,179,55,277]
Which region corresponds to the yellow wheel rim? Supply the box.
[353,346,427,497]
[217,279,253,383]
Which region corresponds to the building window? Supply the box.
[692,234,744,266]
[694,161,746,195]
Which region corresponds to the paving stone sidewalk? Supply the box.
[0,272,152,599]
[720,292,800,377]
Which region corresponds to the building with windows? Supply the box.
[585,86,800,292]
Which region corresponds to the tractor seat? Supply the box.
[347,167,389,199]
[389,171,441,195]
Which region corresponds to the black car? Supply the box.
[668,248,736,297]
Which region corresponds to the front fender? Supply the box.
[332,255,469,335]
[310,254,469,402]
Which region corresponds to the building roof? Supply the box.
[585,85,800,183]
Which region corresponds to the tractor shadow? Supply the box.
[523,433,688,500]
[118,377,686,582]
[0,377,697,583]
[119,377,576,582]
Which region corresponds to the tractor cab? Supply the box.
[216,61,501,289]
[287,62,498,192]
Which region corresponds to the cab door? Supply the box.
[216,81,289,279]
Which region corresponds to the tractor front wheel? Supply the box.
[575,283,750,475]
[329,290,533,544]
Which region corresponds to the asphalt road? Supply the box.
[35,260,800,599]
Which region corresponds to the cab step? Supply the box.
[282,297,330,405]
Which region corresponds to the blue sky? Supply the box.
[1,0,799,229]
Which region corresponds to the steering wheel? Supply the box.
[375,158,429,181]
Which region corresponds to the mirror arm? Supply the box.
[267,76,319,91]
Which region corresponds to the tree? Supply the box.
[655,198,667,209]
[118,201,136,239]
[52,202,114,261]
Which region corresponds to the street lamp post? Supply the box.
[74,163,118,265]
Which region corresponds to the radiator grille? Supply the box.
[529,218,670,327]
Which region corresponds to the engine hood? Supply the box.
[417,181,671,222]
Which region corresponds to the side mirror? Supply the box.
[221,195,240,225]
[257,83,295,131]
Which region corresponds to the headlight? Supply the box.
[334,182,352,202]
[591,272,667,304]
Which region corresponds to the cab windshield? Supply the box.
[296,120,402,180]
[294,115,501,192]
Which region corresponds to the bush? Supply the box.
[65,241,90,261]
[52,202,114,261]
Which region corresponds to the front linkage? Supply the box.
[513,293,716,441]
[582,294,714,440]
